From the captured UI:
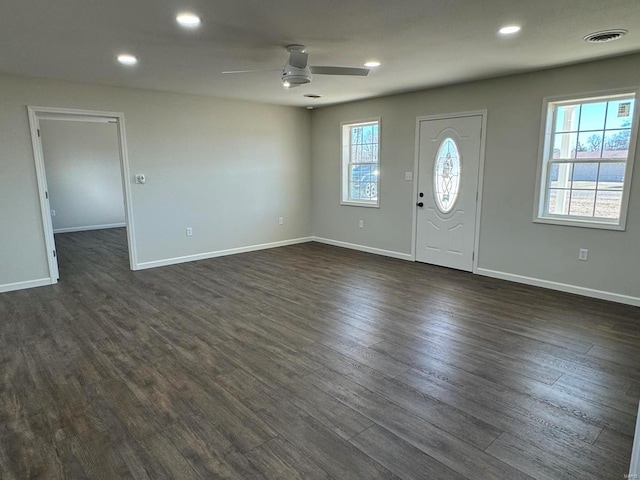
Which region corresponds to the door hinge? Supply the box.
[37,128,41,137]
[53,250,56,258]
[45,191,49,199]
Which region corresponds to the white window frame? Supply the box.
[340,118,381,208]
[533,88,640,231]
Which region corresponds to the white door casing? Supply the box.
[415,114,483,271]
[27,106,138,283]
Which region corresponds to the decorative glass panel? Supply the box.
[433,138,461,214]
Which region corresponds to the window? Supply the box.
[535,91,638,229]
[433,137,461,214]
[341,119,380,207]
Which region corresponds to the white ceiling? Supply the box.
[2,0,639,107]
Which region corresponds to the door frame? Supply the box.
[27,106,138,283]
[411,110,487,273]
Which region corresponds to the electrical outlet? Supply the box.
[405,172,413,181]
[578,248,588,261]
[359,220,364,229]
[51,210,56,217]
[278,217,284,225]
[186,227,193,237]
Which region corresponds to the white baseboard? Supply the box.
[54,223,126,234]
[135,237,314,270]
[477,268,640,307]
[311,236,413,261]
[0,277,53,294]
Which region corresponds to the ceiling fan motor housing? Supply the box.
[282,64,312,85]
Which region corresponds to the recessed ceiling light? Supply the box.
[306,106,314,110]
[176,13,201,28]
[117,54,138,66]
[499,25,521,35]
[364,61,381,68]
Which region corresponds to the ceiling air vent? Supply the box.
[584,29,627,44]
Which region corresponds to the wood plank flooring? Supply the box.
[1,227,639,479]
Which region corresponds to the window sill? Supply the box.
[340,201,380,208]
[533,216,625,231]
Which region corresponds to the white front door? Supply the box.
[415,114,482,271]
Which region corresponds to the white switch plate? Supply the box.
[51,210,56,217]
[278,217,284,225]
[359,220,364,228]
[404,172,413,181]
[186,227,193,237]
[578,248,588,261]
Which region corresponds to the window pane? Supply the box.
[372,124,379,143]
[594,190,623,219]
[598,162,625,185]
[555,105,580,133]
[352,126,363,143]
[576,131,603,158]
[553,133,577,159]
[569,190,596,217]
[606,100,635,130]
[549,163,573,188]
[433,138,461,213]
[571,162,598,189]
[578,102,607,131]
[603,129,631,158]
[547,189,570,215]
[349,164,377,201]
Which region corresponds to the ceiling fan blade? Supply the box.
[310,66,370,76]
[289,51,309,69]
[221,69,280,74]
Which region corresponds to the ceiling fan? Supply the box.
[222,44,370,88]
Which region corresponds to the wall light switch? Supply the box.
[278,217,284,225]
[186,227,193,237]
[359,220,364,228]
[51,210,56,217]
[578,248,588,261]
[405,172,413,181]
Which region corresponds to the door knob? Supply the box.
[416,202,424,207]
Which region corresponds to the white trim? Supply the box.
[135,237,313,270]
[312,237,413,261]
[477,268,640,307]
[532,87,640,231]
[27,106,138,280]
[0,278,53,294]
[630,401,640,478]
[53,223,126,234]
[411,110,487,273]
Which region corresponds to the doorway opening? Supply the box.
[28,107,138,283]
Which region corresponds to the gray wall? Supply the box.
[40,120,125,232]
[311,53,640,298]
[0,75,311,286]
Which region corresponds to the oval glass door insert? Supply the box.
[433,137,461,214]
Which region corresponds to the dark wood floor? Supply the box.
[1,228,639,479]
